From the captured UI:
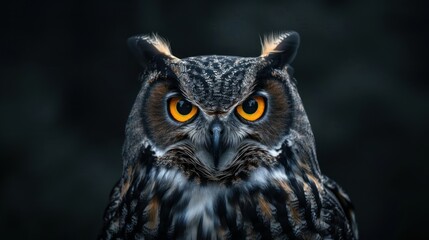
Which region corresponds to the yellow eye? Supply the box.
[168,97,198,122]
[236,96,266,122]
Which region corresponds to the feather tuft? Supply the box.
[146,33,176,58]
[260,33,288,57]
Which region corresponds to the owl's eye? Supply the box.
[236,96,266,122]
[168,97,198,122]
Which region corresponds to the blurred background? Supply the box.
[1,0,428,239]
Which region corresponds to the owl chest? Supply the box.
[119,172,324,239]
[133,183,236,239]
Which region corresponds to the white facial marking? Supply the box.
[142,138,166,157]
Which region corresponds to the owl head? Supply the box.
[122,32,319,183]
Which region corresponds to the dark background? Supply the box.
[1,0,428,239]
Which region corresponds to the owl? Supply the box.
[99,32,358,239]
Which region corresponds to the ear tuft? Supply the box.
[260,31,300,66]
[127,33,178,67]
[145,34,174,57]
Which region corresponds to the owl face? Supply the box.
[126,33,301,182]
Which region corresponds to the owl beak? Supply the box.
[209,120,224,166]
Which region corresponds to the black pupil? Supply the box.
[242,98,258,114]
[177,99,193,115]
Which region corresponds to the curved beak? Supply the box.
[210,120,224,167]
